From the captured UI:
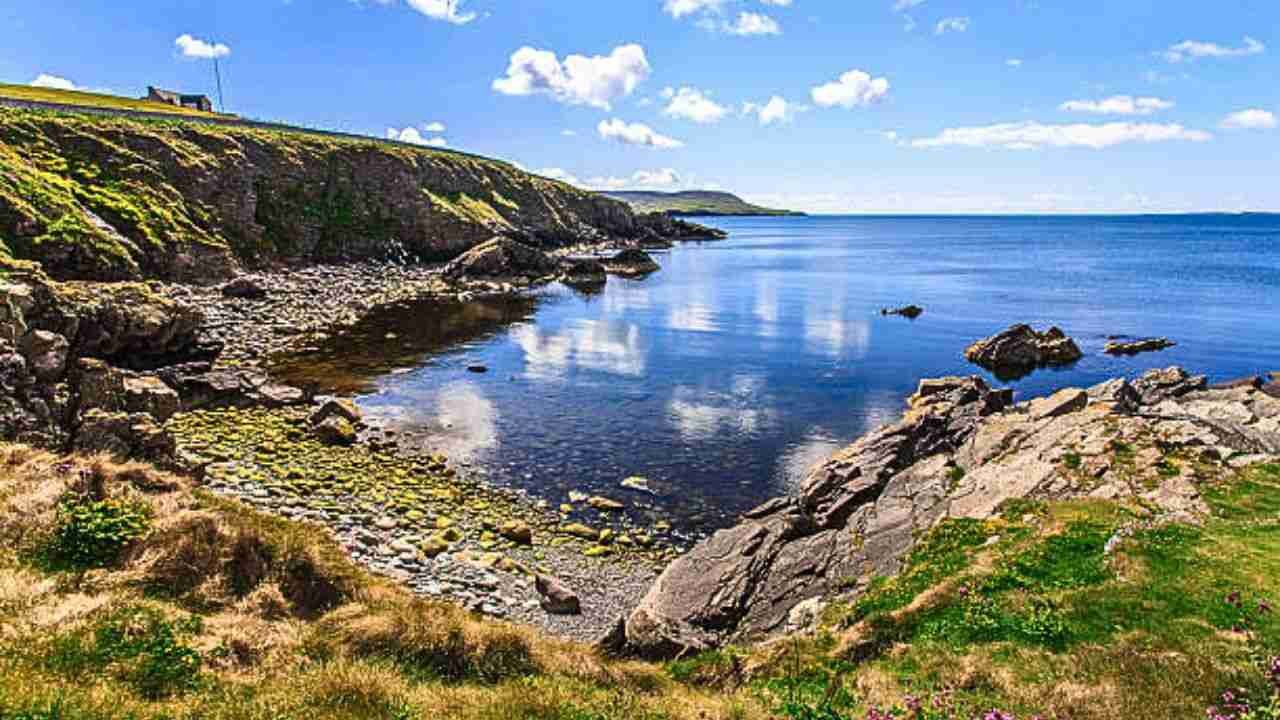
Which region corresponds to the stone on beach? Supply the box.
[535,574,581,615]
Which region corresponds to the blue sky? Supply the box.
[2,0,1277,213]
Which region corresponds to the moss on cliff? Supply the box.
[0,107,635,283]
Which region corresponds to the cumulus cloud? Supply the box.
[402,0,476,24]
[537,168,582,186]
[421,121,446,132]
[597,118,685,148]
[934,16,969,35]
[1220,109,1277,130]
[663,0,729,18]
[811,69,890,109]
[1059,95,1174,116]
[1162,36,1264,63]
[175,34,231,60]
[760,0,793,5]
[1006,58,1023,68]
[662,87,729,123]
[492,44,650,111]
[910,121,1212,150]
[387,126,448,147]
[30,74,78,91]
[722,12,781,35]
[587,168,683,190]
[744,96,800,125]
[891,0,924,10]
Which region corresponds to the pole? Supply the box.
[213,57,225,113]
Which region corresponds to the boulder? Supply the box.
[313,417,357,446]
[1027,388,1088,420]
[19,330,69,382]
[535,574,582,615]
[220,275,269,300]
[75,409,175,464]
[560,259,608,288]
[161,366,309,411]
[1087,378,1140,413]
[964,324,1083,380]
[602,249,661,278]
[442,237,559,280]
[588,496,624,511]
[880,305,923,319]
[498,520,533,545]
[1132,366,1207,405]
[122,375,180,423]
[309,398,362,426]
[1104,337,1176,355]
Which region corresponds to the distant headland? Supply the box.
[600,190,804,217]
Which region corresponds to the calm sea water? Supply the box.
[278,214,1280,533]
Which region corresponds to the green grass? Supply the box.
[0,83,228,118]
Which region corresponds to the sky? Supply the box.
[2,0,1278,214]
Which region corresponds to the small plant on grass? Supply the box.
[47,494,150,569]
[1062,452,1082,470]
[46,606,203,699]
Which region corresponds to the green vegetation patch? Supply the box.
[43,494,151,570]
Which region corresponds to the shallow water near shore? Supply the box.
[275,214,1280,534]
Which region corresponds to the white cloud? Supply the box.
[760,0,793,5]
[421,121,446,132]
[587,168,684,190]
[403,0,476,24]
[934,16,969,35]
[1006,58,1023,68]
[30,74,78,91]
[1059,95,1174,116]
[1220,109,1277,130]
[1162,36,1264,63]
[811,69,890,109]
[597,118,685,148]
[663,0,729,18]
[561,129,578,136]
[662,87,729,124]
[492,44,650,111]
[723,11,781,35]
[910,121,1212,150]
[175,34,231,60]
[744,96,799,125]
[387,126,448,147]
[891,0,924,10]
[536,167,582,186]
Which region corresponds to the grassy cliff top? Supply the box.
[0,83,232,118]
[600,190,801,217]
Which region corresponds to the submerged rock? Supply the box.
[964,324,1083,379]
[560,259,608,288]
[1104,337,1176,355]
[313,416,357,446]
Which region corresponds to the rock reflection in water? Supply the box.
[270,296,538,395]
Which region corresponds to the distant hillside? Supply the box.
[0,83,230,118]
[601,190,802,217]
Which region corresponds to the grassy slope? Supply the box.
[0,84,228,118]
[1,442,1278,719]
[599,191,797,217]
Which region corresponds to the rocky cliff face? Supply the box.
[611,368,1280,658]
[0,108,681,283]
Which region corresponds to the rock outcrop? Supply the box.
[442,237,560,280]
[609,367,1280,658]
[1104,337,1176,355]
[602,249,661,278]
[964,324,1083,379]
[881,305,923,319]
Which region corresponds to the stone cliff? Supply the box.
[0,107,707,283]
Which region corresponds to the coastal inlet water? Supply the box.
[274,214,1280,535]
